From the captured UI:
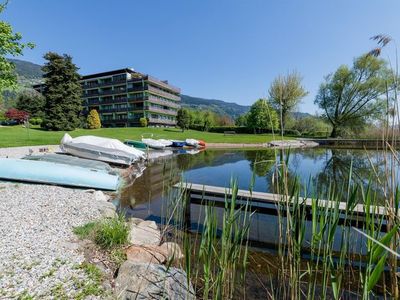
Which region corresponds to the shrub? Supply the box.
[87,109,101,129]
[29,117,43,125]
[139,117,148,127]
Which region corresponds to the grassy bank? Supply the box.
[0,125,288,148]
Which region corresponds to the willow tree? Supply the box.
[268,71,308,135]
[0,1,34,92]
[315,54,389,137]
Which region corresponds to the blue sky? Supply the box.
[3,0,400,112]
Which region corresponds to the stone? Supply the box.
[93,191,109,202]
[125,245,167,264]
[159,242,184,260]
[100,207,117,219]
[129,223,161,246]
[137,220,158,230]
[127,217,144,226]
[115,261,195,300]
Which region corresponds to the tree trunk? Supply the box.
[330,126,338,138]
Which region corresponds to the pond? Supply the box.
[119,147,396,250]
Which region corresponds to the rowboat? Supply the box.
[0,158,120,190]
[157,139,173,147]
[22,154,116,174]
[124,140,148,150]
[142,138,165,150]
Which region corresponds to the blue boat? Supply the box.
[0,158,120,190]
[171,140,186,147]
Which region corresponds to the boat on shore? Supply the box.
[124,140,148,150]
[22,154,117,174]
[185,139,206,148]
[142,138,166,150]
[61,134,145,165]
[171,140,186,147]
[0,158,120,190]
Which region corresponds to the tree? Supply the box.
[269,71,308,135]
[87,109,101,129]
[0,1,34,93]
[139,117,148,127]
[177,108,190,132]
[247,99,279,133]
[42,52,83,131]
[5,108,28,123]
[235,113,249,127]
[16,89,45,118]
[315,54,390,137]
[202,110,215,131]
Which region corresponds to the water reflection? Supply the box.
[119,148,396,250]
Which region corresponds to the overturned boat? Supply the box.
[23,154,117,174]
[0,158,120,190]
[141,138,166,150]
[61,134,145,166]
[124,140,148,150]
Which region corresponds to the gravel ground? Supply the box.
[0,145,61,159]
[0,182,112,299]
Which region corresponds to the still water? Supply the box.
[119,147,395,252]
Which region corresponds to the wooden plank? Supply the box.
[173,182,393,217]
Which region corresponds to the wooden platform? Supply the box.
[174,182,395,219]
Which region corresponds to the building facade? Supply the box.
[33,68,181,127]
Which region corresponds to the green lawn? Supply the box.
[0,126,288,148]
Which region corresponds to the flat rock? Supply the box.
[159,242,184,260]
[93,190,109,202]
[129,224,161,246]
[128,217,144,226]
[125,245,167,264]
[137,220,158,230]
[115,261,195,300]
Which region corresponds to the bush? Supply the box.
[139,117,148,127]
[29,117,43,125]
[87,109,101,129]
[73,215,129,249]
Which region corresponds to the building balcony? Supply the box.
[147,95,180,109]
[148,117,176,125]
[147,75,181,93]
[147,85,180,101]
[145,106,178,116]
[82,78,126,89]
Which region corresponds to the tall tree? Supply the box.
[16,89,45,118]
[315,54,390,137]
[42,52,83,131]
[177,108,190,132]
[0,1,34,93]
[247,98,279,133]
[269,71,308,136]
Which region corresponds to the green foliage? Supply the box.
[87,109,101,129]
[288,116,331,137]
[16,89,45,118]
[235,113,248,127]
[139,117,148,127]
[74,215,128,249]
[268,71,308,134]
[42,52,83,131]
[29,117,42,125]
[247,98,279,133]
[315,54,390,137]
[177,108,191,131]
[0,2,34,93]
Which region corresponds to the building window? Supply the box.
[113,74,126,82]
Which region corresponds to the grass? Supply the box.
[73,215,129,249]
[0,125,288,148]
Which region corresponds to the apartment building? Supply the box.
[33,68,181,127]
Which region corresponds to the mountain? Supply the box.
[7,58,43,86]
[181,94,250,118]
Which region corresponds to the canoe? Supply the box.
[0,158,120,190]
[142,138,165,150]
[171,140,186,147]
[62,142,138,166]
[185,139,199,147]
[22,154,116,174]
[124,140,148,150]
